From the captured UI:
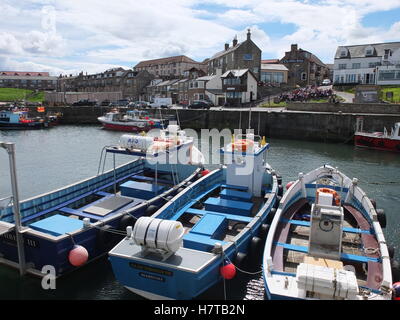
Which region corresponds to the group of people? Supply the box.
[277,86,335,103]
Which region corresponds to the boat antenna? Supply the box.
[175,108,181,127]
[159,108,165,129]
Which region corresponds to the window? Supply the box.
[346,74,357,83]
[379,71,396,80]
[253,67,259,74]
[226,92,242,98]
[301,72,307,81]
[243,54,253,61]
[384,49,391,60]
[365,48,373,56]
[223,78,241,85]
[352,63,361,69]
[338,64,347,70]
[340,50,347,57]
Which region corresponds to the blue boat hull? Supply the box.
[109,167,279,299]
[0,159,200,277]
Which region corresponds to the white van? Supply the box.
[149,98,172,109]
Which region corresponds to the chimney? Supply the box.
[232,35,238,47]
[247,28,251,41]
[291,44,298,52]
[225,43,229,51]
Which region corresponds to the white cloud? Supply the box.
[0,0,399,74]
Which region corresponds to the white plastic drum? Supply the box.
[119,135,154,151]
[132,217,184,253]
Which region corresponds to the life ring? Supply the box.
[151,141,173,151]
[316,188,340,206]
[232,139,254,152]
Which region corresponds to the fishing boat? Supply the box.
[262,165,396,300]
[109,133,282,300]
[354,117,400,152]
[45,111,63,126]
[98,109,167,132]
[0,109,50,130]
[0,124,204,277]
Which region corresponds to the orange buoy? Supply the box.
[316,187,340,206]
[201,169,210,177]
[393,282,400,300]
[286,181,295,190]
[232,139,254,152]
[68,245,89,267]
[220,263,236,280]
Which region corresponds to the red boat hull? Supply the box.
[354,134,400,152]
[102,123,153,132]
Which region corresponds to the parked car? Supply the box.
[130,101,150,108]
[100,99,110,106]
[72,99,97,106]
[198,100,214,107]
[116,99,130,107]
[187,100,211,110]
[109,99,130,108]
[322,79,331,86]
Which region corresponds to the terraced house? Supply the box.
[207,29,262,80]
[333,42,400,85]
[280,44,329,87]
[0,71,57,91]
[57,68,153,100]
[134,55,207,79]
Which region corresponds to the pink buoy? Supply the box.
[201,169,210,177]
[68,245,89,267]
[286,181,295,190]
[220,263,236,280]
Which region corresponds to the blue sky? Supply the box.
[0,0,399,75]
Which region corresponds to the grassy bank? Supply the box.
[381,87,400,103]
[0,88,44,102]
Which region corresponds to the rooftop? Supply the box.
[135,55,201,68]
[335,41,400,59]
[261,64,288,71]
[0,71,50,77]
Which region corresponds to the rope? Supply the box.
[222,251,263,275]
[67,233,77,245]
[360,180,400,185]
[91,224,127,236]
[364,247,380,255]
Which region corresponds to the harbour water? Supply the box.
[1,125,399,300]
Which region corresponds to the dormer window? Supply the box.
[384,49,391,60]
[340,49,347,57]
[365,46,374,57]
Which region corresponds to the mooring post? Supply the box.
[0,142,26,276]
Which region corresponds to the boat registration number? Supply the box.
[130,262,173,276]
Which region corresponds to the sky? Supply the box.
[0,0,399,76]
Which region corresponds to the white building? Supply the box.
[333,42,400,85]
[221,69,258,105]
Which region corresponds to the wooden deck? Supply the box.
[271,199,383,290]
